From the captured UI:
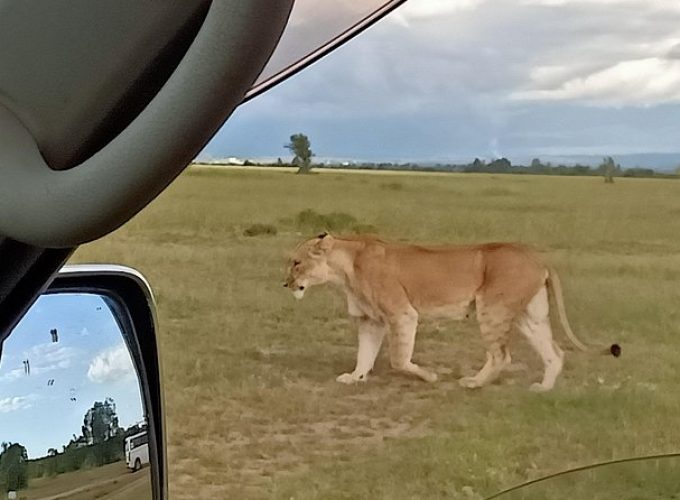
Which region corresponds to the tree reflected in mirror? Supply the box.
[0,293,151,499]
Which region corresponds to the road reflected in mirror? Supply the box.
[0,293,151,499]
[491,455,680,500]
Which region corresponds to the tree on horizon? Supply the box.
[285,133,314,174]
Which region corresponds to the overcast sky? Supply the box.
[200,0,680,164]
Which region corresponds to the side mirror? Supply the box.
[0,265,165,499]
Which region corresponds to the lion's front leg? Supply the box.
[387,308,438,383]
[336,317,386,384]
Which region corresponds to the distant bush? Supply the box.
[623,168,656,178]
[351,224,379,234]
[243,224,278,237]
[295,209,358,232]
[26,436,124,480]
[287,209,379,235]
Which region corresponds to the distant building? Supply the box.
[225,157,246,166]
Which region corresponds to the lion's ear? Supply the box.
[309,233,334,256]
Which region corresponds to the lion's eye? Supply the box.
[293,260,301,267]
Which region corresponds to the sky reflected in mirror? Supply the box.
[0,293,144,459]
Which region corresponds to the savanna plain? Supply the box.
[71,166,680,499]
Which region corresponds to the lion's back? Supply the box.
[349,237,547,316]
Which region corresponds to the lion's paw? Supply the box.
[336,372,365,384]
[458,376,482,389]
[529,382,551,393]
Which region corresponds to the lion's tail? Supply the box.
[546,267,621,357]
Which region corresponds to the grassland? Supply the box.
[71,166,680,499]
[20,461,150,499]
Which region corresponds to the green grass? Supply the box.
[71,166,680,499]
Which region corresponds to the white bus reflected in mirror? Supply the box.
[0,293,151,498]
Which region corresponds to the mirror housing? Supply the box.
[0,265,166,499]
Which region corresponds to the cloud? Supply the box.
[27,343,78,374]
[250,0,680,116]
[28,343,76,366]
[502,1,680,107]
[0,395,34,413]
[206,0,680,160]
[0,368,24,383]
[87,344,136,384]
[513,58,680,106]
[255,0,403,87]
[391,0,486,23]
[522,0,680,7]
[1,343,79,382]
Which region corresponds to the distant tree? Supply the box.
[284,133,314,174]
[47,448,58,457]
[600,156,616,183]
[0,442,28,491]
[487,157,512,173]
[82,398,119,446]
[276,157,283,166]
[573,165,592,176]
[530,158,542,169]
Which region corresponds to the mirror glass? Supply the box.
[246,0,402,99]
[0,293,151,499]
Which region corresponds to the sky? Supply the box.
[0,294,144,459]
[200,0,680,165]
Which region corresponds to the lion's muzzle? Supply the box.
[283,280,306,299]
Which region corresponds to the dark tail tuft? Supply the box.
[610,344,621,357]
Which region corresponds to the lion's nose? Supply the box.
[298,286,305,291]
[282,283,288,288]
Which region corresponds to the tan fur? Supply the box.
[284,233,594,391]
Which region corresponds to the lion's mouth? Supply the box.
[283,280,306,299]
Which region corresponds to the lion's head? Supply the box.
[283,232,334,299]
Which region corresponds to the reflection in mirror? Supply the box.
[0,293,151,499]
[492,455,680,500]
[246,0,404,99]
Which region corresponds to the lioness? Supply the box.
[284,233,619,392]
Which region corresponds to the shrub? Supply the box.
[380,182,403,191]
[351,224,379,234]
[243,224,277,237]
[295,209,358,232]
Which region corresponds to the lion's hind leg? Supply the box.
[516,286,564,392]
[459,300,513,389]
